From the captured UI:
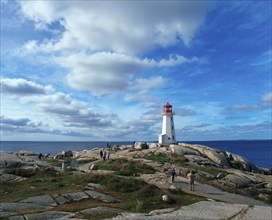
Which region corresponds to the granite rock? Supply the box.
[20,195,57,207]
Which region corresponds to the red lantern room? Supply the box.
[163,102,172,113]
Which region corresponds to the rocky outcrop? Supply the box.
[0,174,27,182]
[79,206,122,215]
[20,195,57,207]
[134,142,148,150]
[110,201,272,220]
[226,152,259,173]
[169,144,199,156]
[54,150,74,159]
[85,190,119,203]
[24,211,75,220]
[1,141,271,220]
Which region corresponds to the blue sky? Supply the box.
[1,0,271,141]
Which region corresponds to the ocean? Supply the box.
[0,140,271,169]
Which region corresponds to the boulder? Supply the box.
[203,149,230,167]
[63,150,73,158]
[17,151,39,157]
[54,150,73,159]
[147,143,159,149]
[227,152,260,173]
[183,155,214,166]
[216,173,225,179]
[89,164,96,170]
[224,174,252,189]
[162,195,169,202]
[134,142,148,150]
[1,160,23,169]
[169,145,199,156]
[183,144,230,167]
[55,195,70,204]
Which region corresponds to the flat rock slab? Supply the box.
[24,211,74,220]
[0,202,52,212]
[111,201,251,220]
[87,182,105,189]
[0,211,17,218]
[171,201,247,219]
[0,174,26,182]
[80,206,123,215]
[149,208,176,215]
[233,205,272,220]
[55,195,71,204]
[60,191,89,202]
[9,216,26,220]
[20,195,57,207]
[85,190,118,203]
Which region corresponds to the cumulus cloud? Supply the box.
[56,52,196,95]
[1,78,53,95]
[262,92,272,102]
[224,92,272,114]
[178,121,271,140]
[0,116,43,134]
[0,115,88,137]
[18,1,204,97]
[1,116,30,126]
[19,1,214,54]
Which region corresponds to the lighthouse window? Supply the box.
[172,126,174,129]
[173,136,175,139]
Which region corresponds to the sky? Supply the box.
[1,0,271,142]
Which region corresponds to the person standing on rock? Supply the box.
[103,150,107,161]
[100,150,103,159]
[107,150,110,160]
[171,166,177,182]
[187,170,195,191]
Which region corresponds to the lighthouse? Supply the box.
[158,102,176,144]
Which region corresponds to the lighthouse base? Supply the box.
[159,134,176,144]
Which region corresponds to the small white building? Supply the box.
[158,102,176,144]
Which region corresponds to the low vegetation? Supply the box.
[0,166,205,217]
[93,158,156,176]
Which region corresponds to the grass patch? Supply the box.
[77,158,97,165]
[75,212,119,220]
[93,158,155,176]
[168,188,206,206]
[1,167,206,215]
[0,168,93,202]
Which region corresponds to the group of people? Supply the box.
[100,149,111,161]
[171,166,195,191]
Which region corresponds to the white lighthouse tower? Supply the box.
[158,102,176,144]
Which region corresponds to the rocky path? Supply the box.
[171,177,268,206]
